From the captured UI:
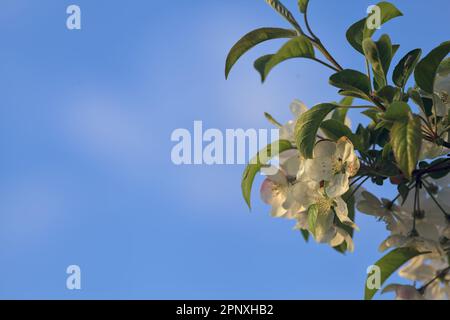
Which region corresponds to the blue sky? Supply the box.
[0,0,449,299]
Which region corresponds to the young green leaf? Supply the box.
[427,158,450,180]
[338,90,370,101]
[363,35,392,89]
[264,112,283,127]
[363,38,388,89]
[225,28,297,79]
[375,35,395,90]
[414,41,450,94]
[254,55,274,82]
[377,35,395,75]
[376,85,401,104]
[298,0,309,13]
[331,97,353,124]
[382,142,392,160]
[361,109,379,123]
[408,88,433,117]
[241,140,294,209]
[329,69,372,100]
[308,204,319,236]
[320,119,362,151]
[255,36,315,82]
[364,248,426,300]
[398,183,410,204]
[346,19,366,55]
[336,191,356,254]
[438,57,450,76]
[393,49,422,88]
[300,229,310,242]
[346,2,403,54]
[265,0,302,32]
[383,101,411,122]
[390,116,422,179]
[295,103,337,159]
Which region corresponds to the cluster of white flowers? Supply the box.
[261,101,360,251]
[357,175,450,300]
[420,63,450,160]
[367,67,450,300]
[260,66,450,299]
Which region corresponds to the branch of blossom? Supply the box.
[441,141,450,149]
[423,181,449,219]
[303,7,343,72]
[348,176,370,199]
[418,266,450,294]
[413,160,450,179]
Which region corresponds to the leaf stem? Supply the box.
[312,58,341,72]
[365,59,373,92]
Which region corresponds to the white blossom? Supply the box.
[398,255,450,300]
[302,137,360,198]
[382,284,425,300]
[260,150,304,219]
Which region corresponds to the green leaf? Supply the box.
[408,88,433,117]
[298,0,309,13]
[295,103,337,159]
[242,140,294,209]
[364,247,426,300]
[376,35,395,76]
[320,119,362,151]
[398,183,411,204]
[361,109,379,123]
[415,41,450,94]
[346,19,366,54]
[375,35,395,90]
[307,204,319,236]
[300,229,310,242]
[393,49,422,88]
[382,142,392,160]
[356,124,372,151]
[339,96,354,106]
[265,0,302,31]
[264,112,282,127]
[346,2,403,54]
[428,158,450,180]
[338,90,370,101]
[383,101,411,122]
[331,97,353,124]
[329,69,372,100]
[254,55,274,82]
[255,36,315,82]
[225,28,297,79]
[363,37,392,89]
[390,116,422,179]
[331,109,348,125]
[392,44,400,57]
[438,57,450,76]
[376,85,401,104]
[334,190,356,253]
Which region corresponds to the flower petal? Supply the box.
[290,99,308,118]
[334,197,359,230]
[326,173,350,198]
